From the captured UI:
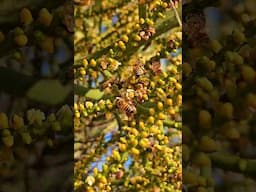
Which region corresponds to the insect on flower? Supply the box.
[139,26,156,41]
[135,83,148,102]
[133,63,145,77]
[101,76,119,89]
[115,97,137,118]
[151,61,162,75]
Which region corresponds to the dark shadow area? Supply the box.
[183,0,256,191]
[0,1,73,192]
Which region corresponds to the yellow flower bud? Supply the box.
[199,136,218,152]
[139,121,145,129]
[112,150,121,161]
[148,116,155,124]
[118,40,126,50]
[233,30,246,44]
[12,114,24,129]
[119,143,127,152]
[241,65,256,83]
[20,8,33,25]
[246,93,256,109]
[121,35,129,43]
[21,132,32,144]
[145,18,154,26]
[74,110,80,118]
[40,37,54,53]
[90,59,97,67]
[157,101,163,110]
[15,34,28,46]
[158,112,166,120]
[196,77,213,92]
[83,58,88,67]
[131,147,140,155]
[175,83,182,91]
[139,138,150,148]
[2,135,14,147]
[149,108,155,115]
[79,68,86,76]
[192,152,211,167]
[134,34,141,41]
[219,102,233,119]
[0,112,9,129]
[38,8,53,26]
[198,110,211,129]
[209,39,222,53]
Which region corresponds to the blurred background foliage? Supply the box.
[0,0,73,191]
[183,0,256,191]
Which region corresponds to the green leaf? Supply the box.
[74,84,89,95]
[85,89,104,100]
[26,80,72,105]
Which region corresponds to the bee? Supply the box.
[133,59,145,77]
[135,83,148,102]
[168,39,176,49]
[101,76,119,89]
[115,97,137,117]
[151,61,162,75]
[139,27,156,41]
[147,26,156,36]
[133,64,145,76]
[99,55,109,70]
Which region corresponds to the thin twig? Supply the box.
[170,0,182,27]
